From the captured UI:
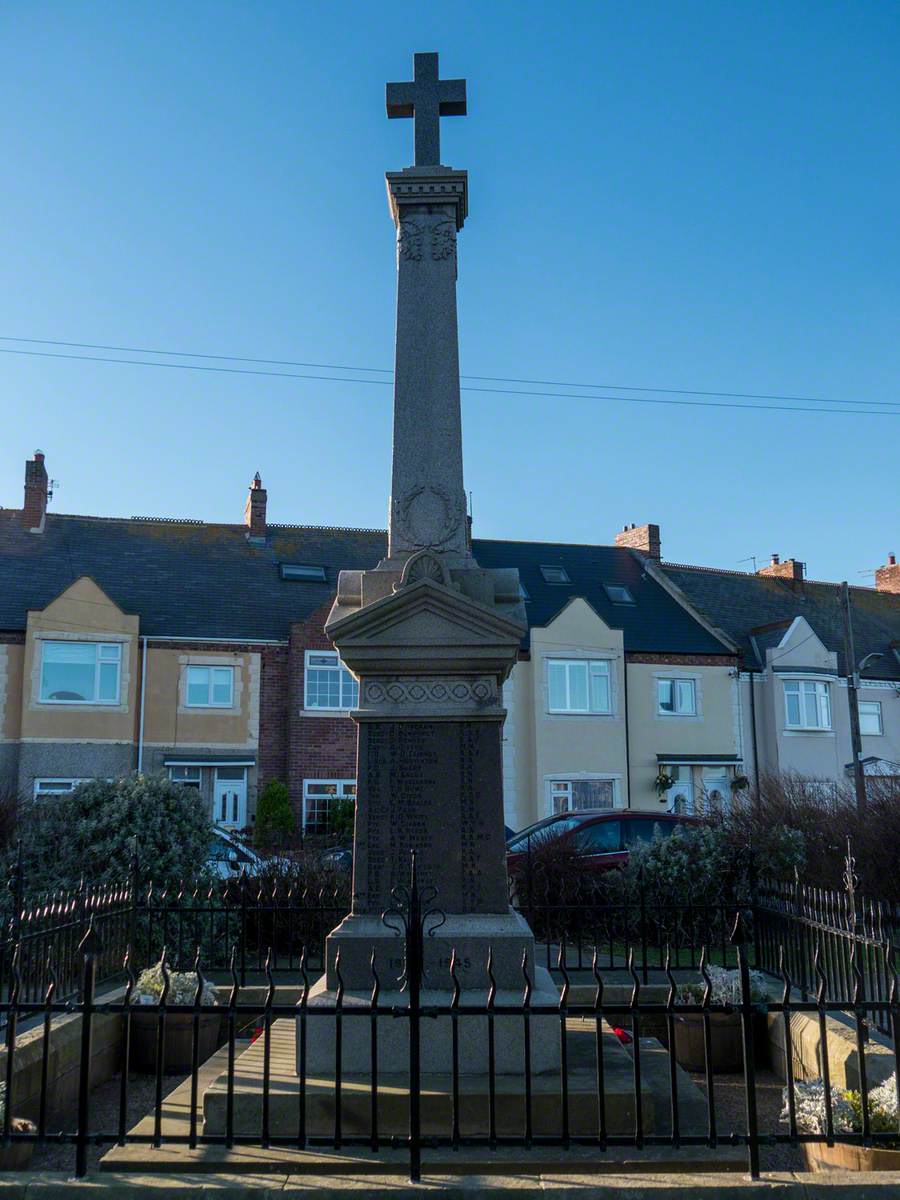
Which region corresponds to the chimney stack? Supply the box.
[758,554,805,582]
[22,450,48,532]
[875,552,900,594]
[614,522,661,560]
[244,472,267,542]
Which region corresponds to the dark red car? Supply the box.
[506,810,695,873]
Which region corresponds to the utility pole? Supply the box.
[839,581,867,816]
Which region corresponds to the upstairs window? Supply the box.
[39,641,121,704]
[859,701,883,736]
[603,584,635,605]
[186,665,234,708]
[657,678,697,716]
[304,650,359,710]
[539,565,571,584]
[548,659,611,714]
[784,679,831,730]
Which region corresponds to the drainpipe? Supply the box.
[137,635,148,773]
[748,670,760,791]
[623,656,631,808]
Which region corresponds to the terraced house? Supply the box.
[1,451,898,834]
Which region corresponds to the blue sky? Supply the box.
[2,2,898,582]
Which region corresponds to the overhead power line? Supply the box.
[0,341,896,418]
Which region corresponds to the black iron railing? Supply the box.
[2,855,900,1182]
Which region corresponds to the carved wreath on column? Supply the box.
[393,485,462,550]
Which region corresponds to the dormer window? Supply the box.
[280,563,327,582]
[540,565,571,584]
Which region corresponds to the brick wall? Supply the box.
[258,644,289,787]
[287,599,358,828]
[625,652,738,666]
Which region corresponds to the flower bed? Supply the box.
[673,966,768,1073]
[128,962,223,1075]
[785,1076,900,1171]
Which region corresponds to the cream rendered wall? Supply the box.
[529,599,627,822]
[501,659,535,833]
[21,578,139,744]
[627,662,740,810]
[141,647,260,752]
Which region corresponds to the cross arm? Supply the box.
[386,81,416,119]
[438,78,467,117]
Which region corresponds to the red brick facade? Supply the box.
[286,598,357,828]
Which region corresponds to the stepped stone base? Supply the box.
[203,1018,653,1139]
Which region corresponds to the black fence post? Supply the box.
[382,851,444,1185]
[75,921,102,1178]
[127,839,139,967]
[239,869,248,988]
[731,911,760,1179]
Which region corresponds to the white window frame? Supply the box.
[783,678,832,731]
[656,677,697,717]
[302,779,356,834]
[185,665,235,708]
[168,766,202,788]
[859,700,883,737]
[303,650,359,712]
[39,641,122,705]
[547,658,612,715]
[33,778,84,798]
[547,776,619,815]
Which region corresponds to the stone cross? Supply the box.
[386,52,467,166]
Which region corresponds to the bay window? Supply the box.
[784,679,831,730]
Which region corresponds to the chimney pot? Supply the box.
[876,552,900,594]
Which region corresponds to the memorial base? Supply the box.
[299,968,562,1075]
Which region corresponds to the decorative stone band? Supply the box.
[355,673,503,721]
[386,167,468,230]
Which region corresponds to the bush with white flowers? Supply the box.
[785,1075,899,1141]
[133,960,218,1006]
[677,964,768,1006]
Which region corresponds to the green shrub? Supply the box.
[328,795,355,844]
[254,779,295,850]
[17,772,212,895]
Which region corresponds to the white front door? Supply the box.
[214,768,247,830]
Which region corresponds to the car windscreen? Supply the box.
[507,817,580,851]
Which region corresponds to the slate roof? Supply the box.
[662,562,900,680]
[0,511,730,655]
